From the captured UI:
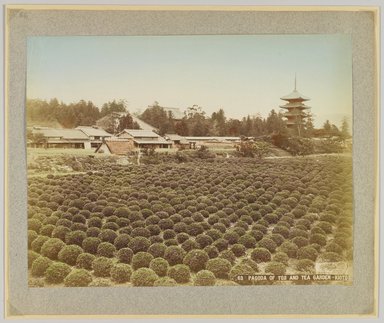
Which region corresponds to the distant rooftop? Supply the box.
[76,126,112,137]
[119,129,160,138]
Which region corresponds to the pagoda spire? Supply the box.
[294,73,297,90]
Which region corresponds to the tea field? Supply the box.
[28,155,353,287]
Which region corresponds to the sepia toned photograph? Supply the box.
[5,5,378,317]
[26,34,353,288]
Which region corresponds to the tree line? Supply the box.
[26,98,350,138]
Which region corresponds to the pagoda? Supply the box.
[280,77,311,136]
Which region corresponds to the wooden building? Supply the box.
[117,129,172,149]
[280,78,311,136]
[76,126,112,148]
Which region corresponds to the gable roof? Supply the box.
[76,126,112,137]
[96,140,133,155]
[33,128,89,140]
[119,129,161,138]
[164,134,189,144]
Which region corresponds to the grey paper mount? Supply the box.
[6,7,377,317]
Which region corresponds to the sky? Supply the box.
[27,35,352,128]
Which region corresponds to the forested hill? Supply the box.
[26,98,129,129]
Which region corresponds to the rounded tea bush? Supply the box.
[97,242,116,258]
[317,252,343,262]
[273,252,289,266]
[31,256,52,277]
[291,236,309,248]
[132,252,154,270]
[131,268,159,287]
[238,234,257,248]
[229,264,255,285]
[309,233,327,247]
[45,262,72,284]
[206,258,232,279]
[28,250,40,269]
[113,234,131,250]
[251,248,271,263]
[167,264,191,283]
[183,249,209,272]
[64,269,92,287]
[58,244,84,266]
[40,238,66,260]
[128,237,151,254]
[65,230,87,246]
[296,259,315,272]
[164,246,186,266]
[181,239,200,252]
[204,245,219,259]
[98,229,118,244]
[82,237,101,255]
[31,235,50,253]
[89,278,113,287]
[92,256,114,277]
[193,270,216,286]
[147,243,167,258]
[153,277,177,287]
[277,241,299,258]
[297,246,319,262]
[76,253,96,270]
[51,226,71,242]
[264,261,287,276]
[149,257,169,277]
[218,250,236,265]
[326,242,344,255]
[231,244,246,257]
[117,248,134,264]
[111,263,133,283]
[257,238,277,253]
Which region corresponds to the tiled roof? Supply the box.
[280,90,310,101]
[102,140,133,155]
[76,126,112,137]
[33,128,89,140]
[122,129,160,138]
[134,138,171,145]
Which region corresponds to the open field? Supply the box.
[28,154,353,287]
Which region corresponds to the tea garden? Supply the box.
[28,155,353,287]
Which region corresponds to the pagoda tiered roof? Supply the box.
[279,102,311,109]
[280,89,310,101]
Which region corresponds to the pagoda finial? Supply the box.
[294,73,297,90]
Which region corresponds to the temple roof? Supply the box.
[280,90,310,101]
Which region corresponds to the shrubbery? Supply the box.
[58,245,84,265]
[64,269,93,287]
[251,248,271,263]
[183,249,209,272]
[111,263,133,283]
[167,264,191,283]
[206,258,232,279]
[45,262,72,284]
[193,270,216,286]
[92,257,114,277]
[131,268,159,287]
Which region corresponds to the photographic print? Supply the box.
[5,5,378,317]
[26,34,353,288]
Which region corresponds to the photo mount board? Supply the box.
[5,5,379,317]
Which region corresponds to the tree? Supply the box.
[340,117,351,139]
[140,102,174,135]
[27,129,47,148]
[235,139,270,158]
[100,100,127,117]
[211,109,227,136]
[323,120,332,134]
[266,109,286,134]
[117,113,140,132]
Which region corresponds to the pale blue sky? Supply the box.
[27,35,352,128]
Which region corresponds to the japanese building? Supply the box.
[280,78,311,136]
